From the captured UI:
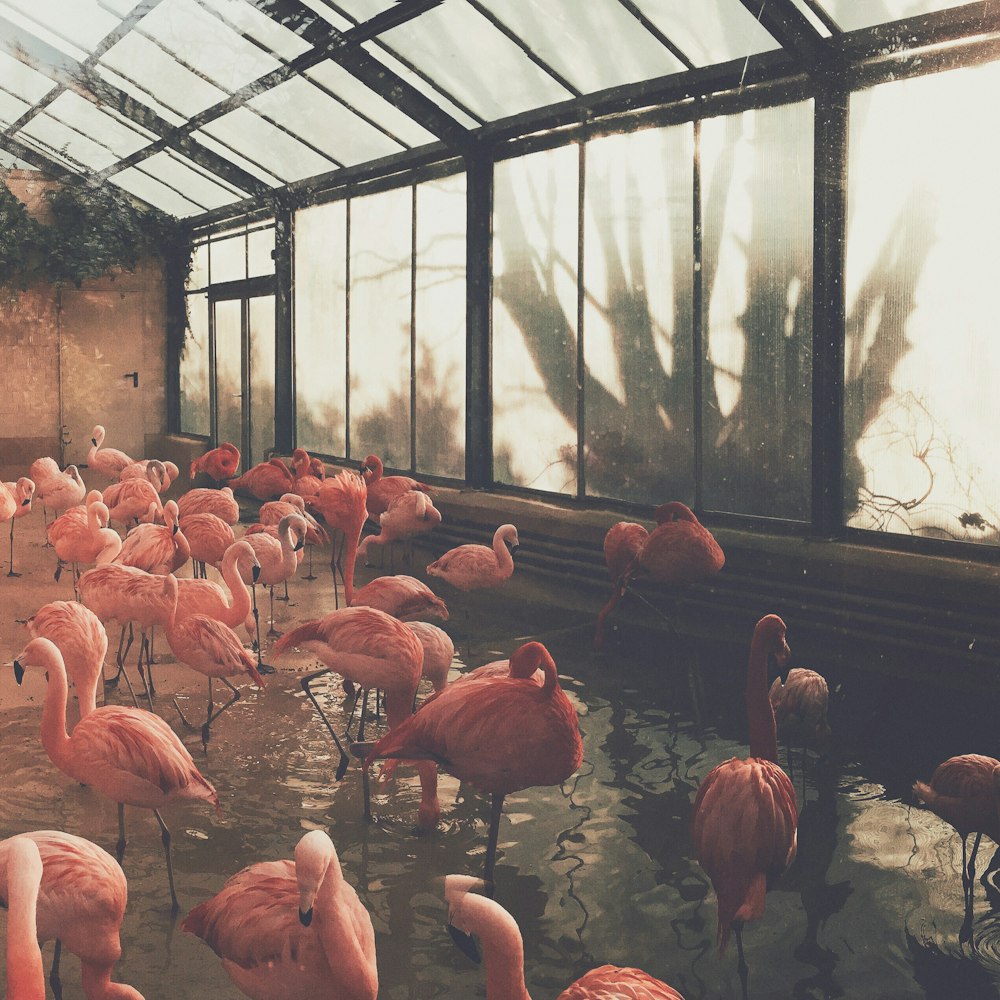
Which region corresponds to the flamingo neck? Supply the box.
[462,896,531,1000]
[221,551,252,623]
[36,656,76,784]
[95,530,122,565]
[313,859,377,1000]
[493,535,514,576]
[80,964,144,1000]
[746,630,779,763]
[6,855,44,1000]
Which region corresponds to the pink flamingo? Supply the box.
[86,426,134,482]
[444,875,684,1000]
[227,458,295,500]
[351,574,449,622]
[913,754,1000,920]
[26,601,111,717]
[13,636,219,911]
[259,492,328,582]
[405,621,454,693]
[363,641,583,881]
[593,520,648,647]
[50,499,121,587]
[29,456,61,540]
[273,606,426,794]
[190,442,241,483]
[173,539,260,631]
[114,499,190,576]
[769,667,831,790]
[103,471,164,531]
[290,447,325,496]
[691,614,798,1000]
[162,574,266,751]
[3,837,45,1000]
[627,501,724,586]
[37,464,87,520]
[0,831,144,1000]
[0,476,34,576]
[307,470,368,607]
[182,829,376,1000]
[120,460,180,493]
[358,490,441,568]
[360,454,430,519]
[181,512,236,578]
[177,485,241,524]
[427,523,519,592]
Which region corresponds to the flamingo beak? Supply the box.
[252,565,261,583]
[294,539,304,552]
[13,660,24,685]
[299,907,313,927]
[447,923,481,963]
[172,523,179,535]
[21,498,30,506]
[91,438,97,446]
[775,638,791,670]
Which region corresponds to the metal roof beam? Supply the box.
[737,0,840,75]
[0,133,86,184]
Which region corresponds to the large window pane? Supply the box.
[844,66,1000,546]
[215,299,243,455]
[350,187,412,467]
[180,293,210,435]
[583,125,695,505]
[415,173,466,478]
[493,146,578,494]
[294,201,347,456]
[248,295,275,467]
[701,101,813,519]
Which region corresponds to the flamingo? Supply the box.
[173,539,260,631]
[182,829,377,1000]
[29,456,62,540]
[177,486,241,524]
[593,520,648,647]
[358,490,442,568]
[360,453,430,520]
[114,499,190,576]
[691,614,798,1000]
[227,458,295,501]
[362,641,583,883]
[162,574,266,751]
[181,512,236,578]
[102,470,164,531]
[444,875,684,1000]
[290,447,325,496]
[406,621,454,694]
[120,460,179,491]
[86,426,134,481]
[306,470,367,607]
[0,476,34,576]
[190,442,241,483]
[3,837,45,1000]
[26,601,110,717]
[12,636,219,911]
[272,606,426,796]
[769,666,831,789]
[0,831,144,1000]
[913,754,1000,922]
[37,464,87,520]
[427,523,519,592]
[351,574,449,622]
[50,499,121,587]
[259,493,328,582]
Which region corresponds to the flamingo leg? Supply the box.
[277,578,290,602]
[49,938,62,1000]
[116,802,127,861]
[7,517,19,577]
[967,831,983,908]
[301,669,350,780]
[153,808,179,912]
[203,677,241,750]
[266,586,282,637]
[136,631,154,708]
[358,688,372,821]
[303,543,316,581]
[735,922,750,1000]
[483,793,505,890]
[41,504,52,546]
[330,545,341,610]
[250,583,276,674]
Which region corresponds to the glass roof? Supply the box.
[0,0,990,220]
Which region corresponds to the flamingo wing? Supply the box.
[558,965,685,1000]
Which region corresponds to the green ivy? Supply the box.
[0,176,190,290]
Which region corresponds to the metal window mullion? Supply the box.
[243,103,344,169]
[132,160,212,212]
[613,0,696,70]
[410,183,418,472]
[344,197,352,461]
[576,140,586,499]
[692,117,703,511]
[274,207,294,455]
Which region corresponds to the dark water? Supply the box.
[2,582,999,1000]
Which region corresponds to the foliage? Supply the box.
[0,175,189,290]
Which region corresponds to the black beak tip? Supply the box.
[447,923,481,964]
[13,661,24,685]
[21,498,30,506]
[294,541,304,552]
[91,438,97,446]
[252,566,261,583]
[299,907,313,927]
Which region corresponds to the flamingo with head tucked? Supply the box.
[360,454,430,520]
[358,490,441,568]
[306,470,368,607]
[691,614,798,1000]
[50,499,121,588]
[37,464,86,520]
[0,476,34,576]
[103,465,165,530]
[290,447,325,497]
[351,574,449,623]
[190,442,241,483]
[86,426,134,482]
[227,458,295,501]
[177,486,241,524]
[181,512,236,579]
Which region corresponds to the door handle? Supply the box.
[123,371,139,387]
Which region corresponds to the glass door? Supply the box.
[214,298,244,459]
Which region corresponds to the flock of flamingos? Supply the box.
[0,428,995,1000]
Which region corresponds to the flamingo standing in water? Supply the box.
[227,458,295,500]
[351,574,449,622]
[691,614,798,1000]
[162,574,266,751]
[307,470,367,607]
[177,486,241,524]
[0,831,144,1000]
[427,524,519,592]
[363,641,583,883]
[360,454,430,520]
[182,830,377,1000]
[173,539,260,630]
[13,636,219,910]
[86,426,134,482]
[593,519,648,648]
[0,476,34,576]
[444,876,684,1000]
[190,442,240,483]
[181,512,236,578]
[359,490,442,569]
[913,754,1000,922]
[769,666,831,792]
[3,837,45,1000]
[259,493,328,582]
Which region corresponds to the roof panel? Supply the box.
[110,165,207,216]
[142,149,247,208]
[0,1,89,61]
[816,0,970,31]
[1,0,121,49]
[190,130,284,187]
[196,106,338,182]
[479,0,685,93]
[0,88,30,127]
[18,111,119,170]
[327,0,393,18]
[197,0,314,62]
[632,0,779,66]
[295,0,355,30]
[305,59,436,148]
[100,30,227,118]
[137,0,282,94]
[0,50,58,103]
[376,3,572,121]
[94,64,187,126]
[250,76,404,165]
[46,90,153,157]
